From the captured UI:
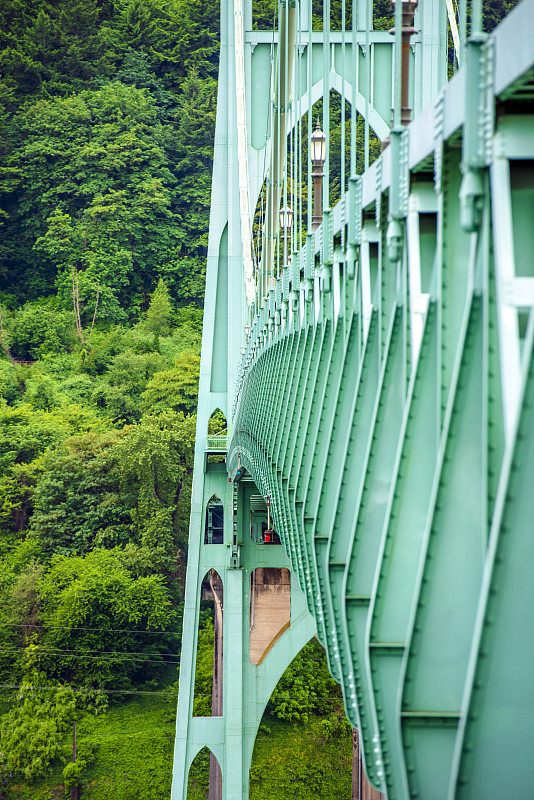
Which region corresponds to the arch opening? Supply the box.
[205,495,224,544]
[252,91,383,286]
[187,746,222,800]
[207,409,227,465]
[249,638,354,795]
[193,570,223,717]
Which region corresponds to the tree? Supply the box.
[143,279,173,338]
[0,402,107,540]
[140,350,200,415]
[87,342,166,423]
[0,680,76,783]
[30,430,131,556]
[5,82,180,307]
[36,548,177,688]
[117,410,196,570]
[170,69,216,253]
[267,638,340,723]
[99,348,166,419]
[0,402,105,475]
[8,299,75,360]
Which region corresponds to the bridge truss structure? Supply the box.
[171,0,534,795]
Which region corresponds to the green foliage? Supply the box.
[117,410,196,567]
[0,401,106,470]
[63,759,86,791]
[208,408,226,434]
[0,0,218,312]
[36,548,177,688]
[0,360,23,404]
[0,683,76,783]
[94,348,166,422]
[80,327,129,376]
[66,691,176,800]
[267,638,340,723]
[140,349,200,415]
[0,457,44,536]
[30,431,130,556]
[7,82,179,307]
[143,279,173,338]
[0,402,107,538]
[192,617,214,716]
[187,746,211,800]
[168,69,216,259]
[8,300,75,360]
[250,714,351,800]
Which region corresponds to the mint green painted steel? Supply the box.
[312,304,361,689]
[343,305,406,787]
[305,318,347,684]
[452,315,534,798]
[289,319,333,643]
[400,296,485,799]
[229,5,534,797]
[368,302,439,799]
[325,311,380,734]
[174,0,534,796]
[285,323,321,614]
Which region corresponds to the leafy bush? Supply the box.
[267,639,340,723]
[35,548,178,689]
[140,350,200,415]
[117,410,196,565]
[30,431,130,556]
[0,360,22,404]
[0,683,76,783]
[9,302,76,360]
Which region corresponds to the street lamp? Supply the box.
[311,120,326,231]
[389,0,418,125]
[279,205,293,265]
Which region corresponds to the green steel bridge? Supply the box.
[171,0,534,794]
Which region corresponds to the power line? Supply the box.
[0,644,179,659]
[0,622,181,636]
[0,683,177,696]
[0,647,179,665]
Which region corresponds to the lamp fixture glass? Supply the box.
[311,120,326,165]
[279,205,294,231]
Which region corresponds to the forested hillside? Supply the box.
[0,2,214,794]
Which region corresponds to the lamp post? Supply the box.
[279,205,293,266]
[311,120,326,231]
[390,0,418,125]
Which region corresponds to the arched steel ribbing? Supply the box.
[171,0,534,796]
